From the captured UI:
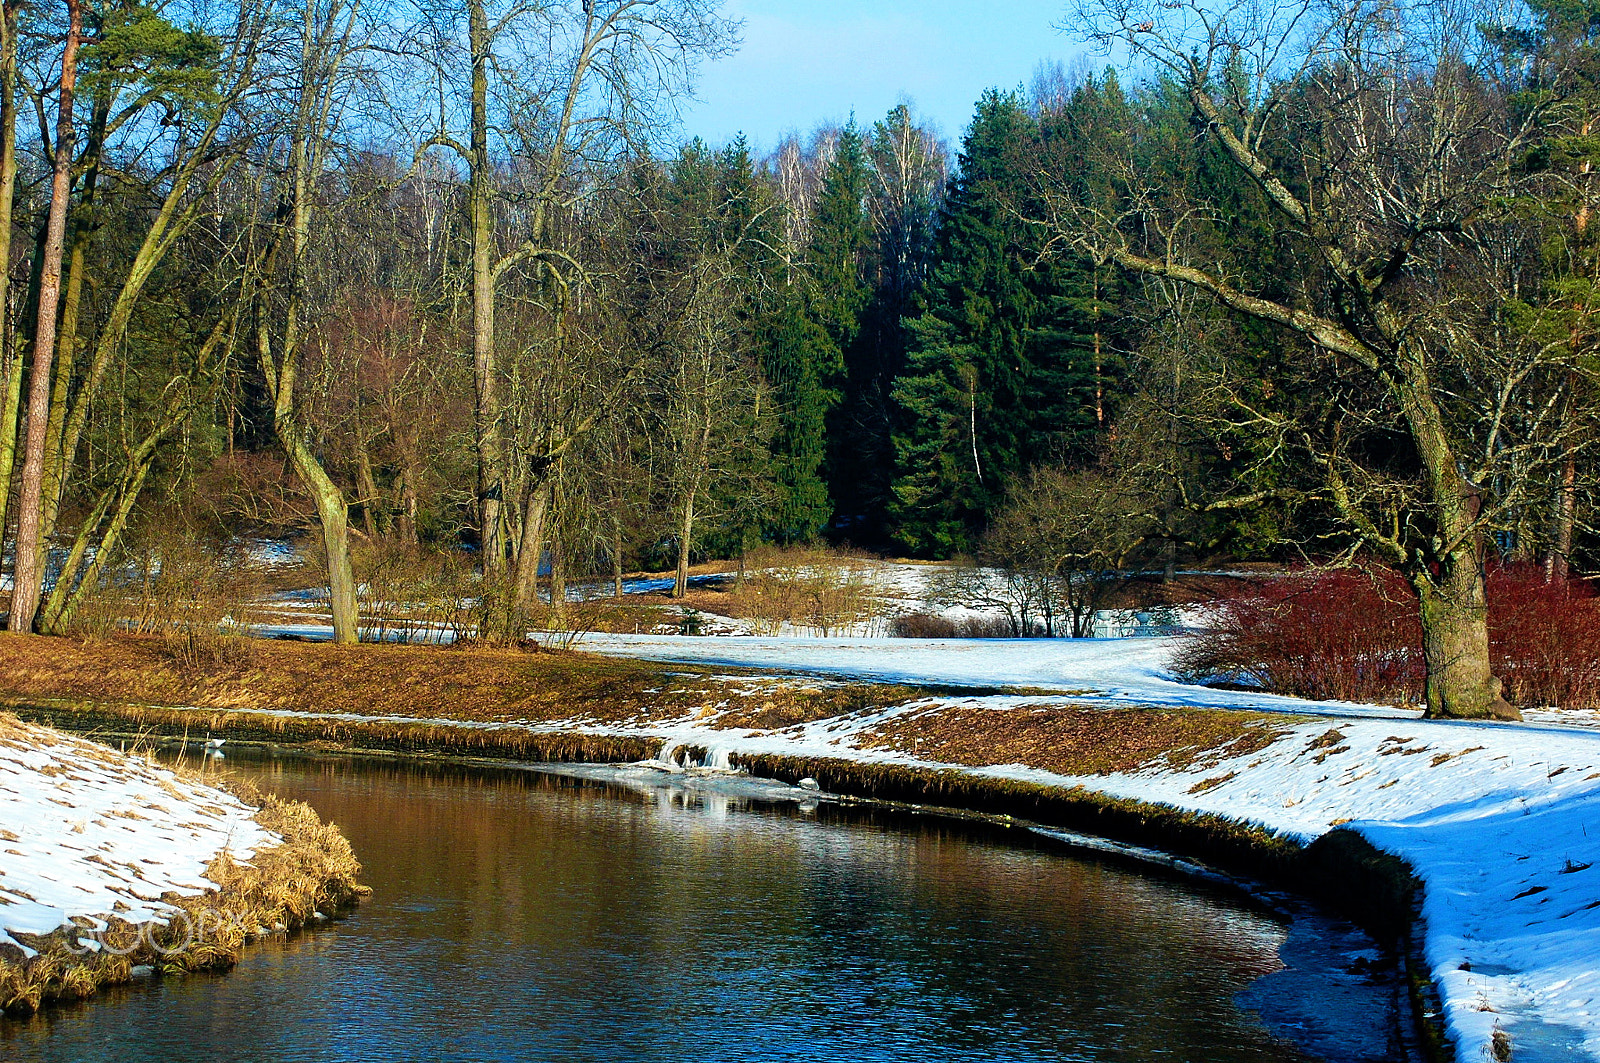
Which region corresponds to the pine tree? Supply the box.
[833,105,948,544]
[754,123,873,542]
[759,288,834,541]
[888,91,1104,556]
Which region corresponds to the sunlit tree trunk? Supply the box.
[8,0,82,632]
[0,0,21,546]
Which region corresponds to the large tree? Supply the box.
[1050,0,1592,718]
[891,91,1102,556]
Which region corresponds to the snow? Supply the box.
[576,632,1418,718]
[0,720,274,956]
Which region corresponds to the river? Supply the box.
[1,753,1401,1062]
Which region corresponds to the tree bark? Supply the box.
[0,0,20,545]
[1411,554,1508,718]
[674,492,695,599]
[467,0,505,574]
[510,477,549,615]
[611,513,624,600]
[8,0,82,632]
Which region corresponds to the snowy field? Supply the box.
[577,632,1417,718]
[0,720,274,958]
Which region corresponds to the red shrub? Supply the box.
[1488,565,1600,711]
[1173,564,1600,710]
[1172,567,1423,704]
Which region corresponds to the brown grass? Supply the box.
[856,702,1289,776]
[0,635,937,747]
[0,634,928,728]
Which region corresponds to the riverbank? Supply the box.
[4,632,1599,1061]
[0,712,369,1015]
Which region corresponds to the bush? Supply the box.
[1172,564,1600,710]
[1172,567,1423,704]
[1488,566,1600,710]
[889,613,959,638]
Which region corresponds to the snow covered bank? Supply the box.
[0,715,366,1015]
[548,633,1598,1062]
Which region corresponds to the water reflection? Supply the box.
[2,755,1394,1062]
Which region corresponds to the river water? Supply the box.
[2,754,1401,1062]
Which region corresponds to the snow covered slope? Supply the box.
[0,719,273,957]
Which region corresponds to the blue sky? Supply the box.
[677,0,1085,152]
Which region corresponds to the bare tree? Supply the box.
[1044,0,1592,718]
[412,0,737,579]
[249,0,370,643]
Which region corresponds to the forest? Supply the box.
[0,0,1595,720]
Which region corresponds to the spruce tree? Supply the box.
[889,91,1104,556]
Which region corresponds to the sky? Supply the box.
[676,0,1088,153]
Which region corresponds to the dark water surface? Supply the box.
[2,755,1397,1062]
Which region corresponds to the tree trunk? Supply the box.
[8,0,82,632]
[510,477,549,615]
[1397,364,1518,721]
[37,91,107,539]
[1547,452,1576,584]
[394,463,419,544]
[549,535,566,620]
[0,346,19,544]
[467,0,504,574]
[355,432,384,537]
[1412,550,1515,720]
[611,514,624,600]
[674,492,695,599]
[0,0,20,545]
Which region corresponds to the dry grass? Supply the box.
[706,680,928,730]
[0,634,932,734]
[856,702,1289,776]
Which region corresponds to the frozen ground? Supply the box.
[0,720,273,957]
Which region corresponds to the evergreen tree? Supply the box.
[888,91,1104,556]
[755,122,872,542]
[832,105,948,544]
[759,288,834,541]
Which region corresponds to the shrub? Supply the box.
[1172,567,1423,704]
[889,613,959,638]
[1174,564,1600,710]
[1488,566,1600,710]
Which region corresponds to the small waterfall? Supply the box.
[647,741,740,773]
